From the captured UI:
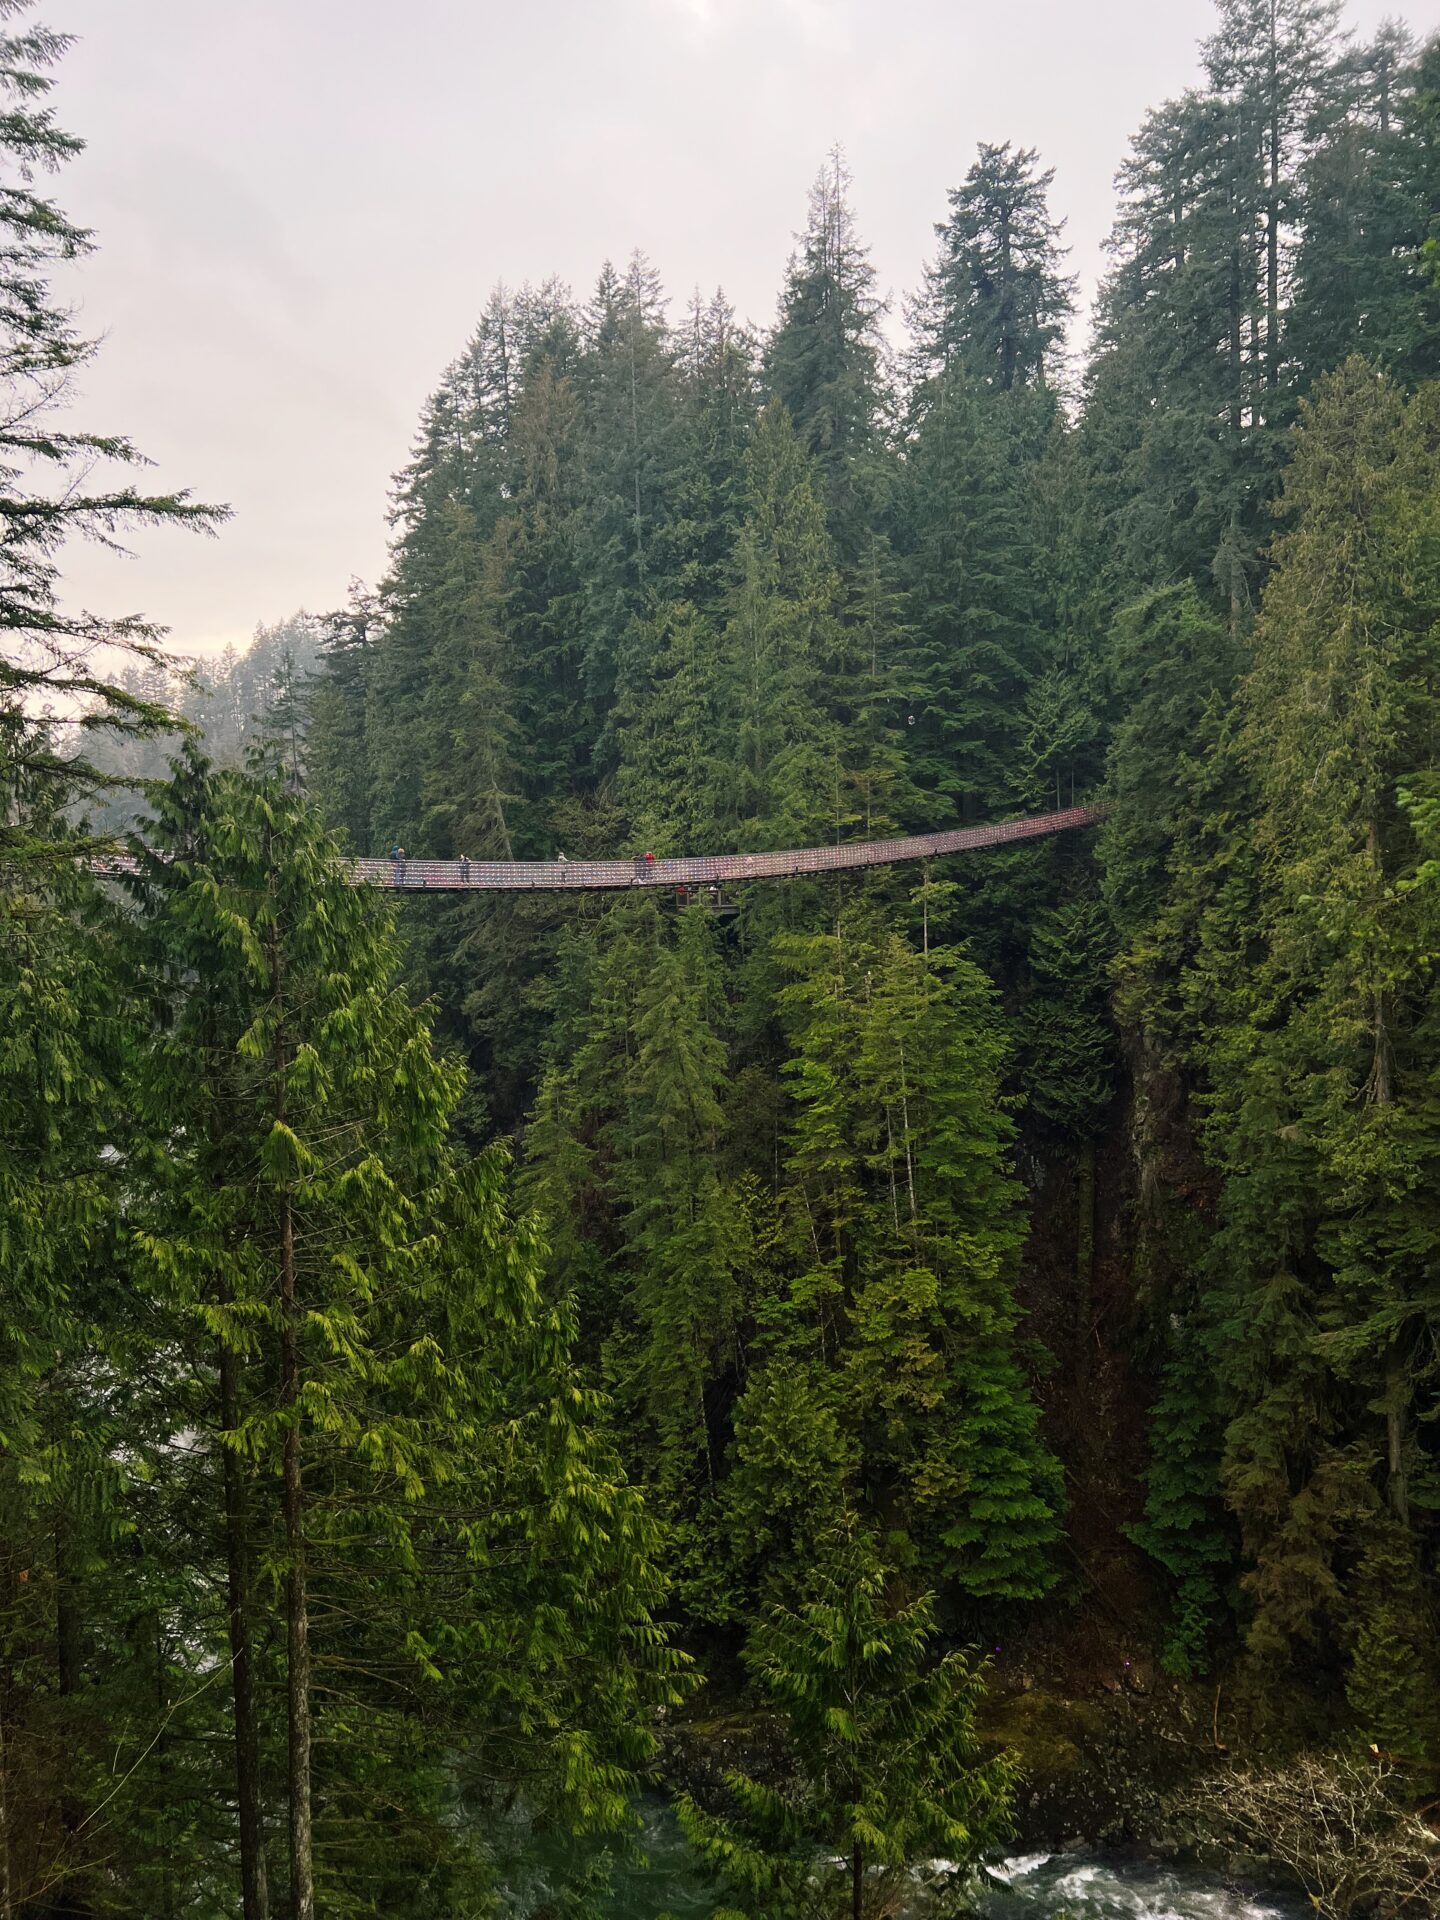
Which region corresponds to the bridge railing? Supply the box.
[82,808,1102,893]
[347,807,1102,892]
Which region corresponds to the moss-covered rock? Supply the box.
[980,1683,1199,1849]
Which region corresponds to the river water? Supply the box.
[499,1800,1306,1919]
[970,1849,1305,1919]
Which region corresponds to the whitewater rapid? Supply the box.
[970,1849,1304,1919]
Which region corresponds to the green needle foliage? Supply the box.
[13,1,1440,1906]
[751,917,1063,1602]
[0,0,221,860]
[675,1524,1014,1920]
[125,755,689,1912]
[1106,361,1440,1735]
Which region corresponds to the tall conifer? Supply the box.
[766,149,889,561]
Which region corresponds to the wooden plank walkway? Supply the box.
[347,806,1102,892]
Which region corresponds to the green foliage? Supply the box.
[1099,587,1235,922]
[757,918,1063,1599]
[0,747,687,1916]
[0,827,194,1911]
[1128,1327,1233,1679]
[126,757,690,1907]
[1343,1518,1440,1756]
[0,0,221,857]
[1014,897,1116,1141]
[902,374,1058,817]
[522,900,760,1623]
[21,8,1440,1905]
[1290,25,1440,383]
[765,147,889,560]
[675,1525,1014,1919]
[1107,361,1440,1743]
[306,590,381,851]
[911,141,1075,394]
[715,402,848,848]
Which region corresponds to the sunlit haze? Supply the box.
[54,0,1424,654]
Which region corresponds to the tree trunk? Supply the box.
[220,1342,270,1920]
[269,903,315,1920]
[1386,1341,1410,1528]
[0,1692,13,1920]
[1076,1142,1096,1373]
[281,1198,315,1920]
[1266,3,1281,395]
[203,959,273,1920]
[53,1523,88,1919]
[1365,816,1407,1525]
[1227,220,1243,442]
[153,1617,176,1920]
[1226,141,1246,643]
[851,1840,863,1920]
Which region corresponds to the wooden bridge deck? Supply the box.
[347,806,1102,892]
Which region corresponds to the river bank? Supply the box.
[497,1794,1309,1920]
[659,1677,1438,1914]
[661,1675,1211,1861]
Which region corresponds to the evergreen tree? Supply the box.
[1118,362,1440,1735]
[1100,584,1239,945]
[79,613,329,836]
[840,529,927,838]
[617,597,727,852]
[902,371,1054,819]
[748,917,1062,1600]
[1082,0,1354,626]
[910,142,1075,395]
[1128,1323,1235,1678]
[363,286,545,851]
[578,253,685,772]
[1082,85,1268,619]
[0,0,218,855]
[0,812,182,1912]
[129,757,689,1913]
[676,1525,1013,1920]
[306,587,380,851]
[10,0,1436,1852]
[0,14,220,1905]
[1203,0,1346,402]
[766,148,889,560]
[1289,23,1440,383]
[672,288,761,614]
[523,901,758,1620]
[1013,897,1115,1142]
[714,402,847,849]
[489,352,591,810]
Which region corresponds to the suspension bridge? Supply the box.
[345,805,1102,892]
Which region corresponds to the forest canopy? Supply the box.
[4,0,1440,1913]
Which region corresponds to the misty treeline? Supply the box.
[83,616,324,831]
[3,0,1440,1913]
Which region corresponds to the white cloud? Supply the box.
[653,0,719,32]
[652,0,852,47]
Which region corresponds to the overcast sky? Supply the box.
[50,0,1430,657]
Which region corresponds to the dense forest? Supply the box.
[4,0,1440,1913]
